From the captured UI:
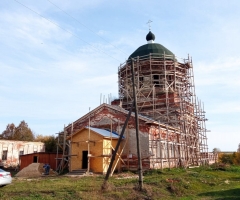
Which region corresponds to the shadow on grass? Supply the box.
[198,188,240,200]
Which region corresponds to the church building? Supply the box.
[64,30,209,174]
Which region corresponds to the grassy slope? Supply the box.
[1,166,240,200]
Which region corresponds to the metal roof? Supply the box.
[129,43,174,59]
[128,31,174,59]
[86,127,120,139]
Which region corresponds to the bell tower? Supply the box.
[112,31,208,166]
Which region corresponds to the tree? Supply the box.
[219,153,233,165]
[237,144,240,152]
[44,136,57,153]
[233,152,240,165]
[0,123,16,139]
[35,134,58,153]
[213,148,221,153]
[34,134,47,142]
[0,121,35,141]
[13,121,35,141]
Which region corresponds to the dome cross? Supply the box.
[146,20,153,31]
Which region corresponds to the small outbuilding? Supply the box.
[67,127,122,174]
[19,152,61,171]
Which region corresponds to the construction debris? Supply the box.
[15,163,57,178]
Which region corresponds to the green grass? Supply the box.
[1,165,240,199]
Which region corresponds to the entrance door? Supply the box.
[82,151,88,169]
[33,156,38,163]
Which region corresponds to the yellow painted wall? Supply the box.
[103,139,111,173]
[69,128,120,174]
[102,139,120,174]
[70,129,103,172]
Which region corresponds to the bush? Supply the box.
[218,152,240,166]
[218,153,233,164]
[232,152,240,165]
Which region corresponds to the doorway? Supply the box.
[82,151,88,169]
[33,156,38,163]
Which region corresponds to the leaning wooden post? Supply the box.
[102,101,134,190]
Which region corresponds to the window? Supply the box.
[153,75,160,86]
[153,75,159,80]
[2,150,8,160]
[19,151,24,156]
[139,77,144,87]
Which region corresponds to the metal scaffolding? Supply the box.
[56,127,69,174]
[118,53,208,168]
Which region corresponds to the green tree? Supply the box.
[0,121,35,141]
[44,136,57,153]
[13,121,35,141]
[35,134,57,153]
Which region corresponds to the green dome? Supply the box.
[128,43,174,59]
[128,31,174,60]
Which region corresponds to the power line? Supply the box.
[47,0,128,57]
[13,0,122,63]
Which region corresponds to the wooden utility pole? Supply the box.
[87,107,91,174]
[131,58,143,190]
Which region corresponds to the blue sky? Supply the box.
[0,0,239,151]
